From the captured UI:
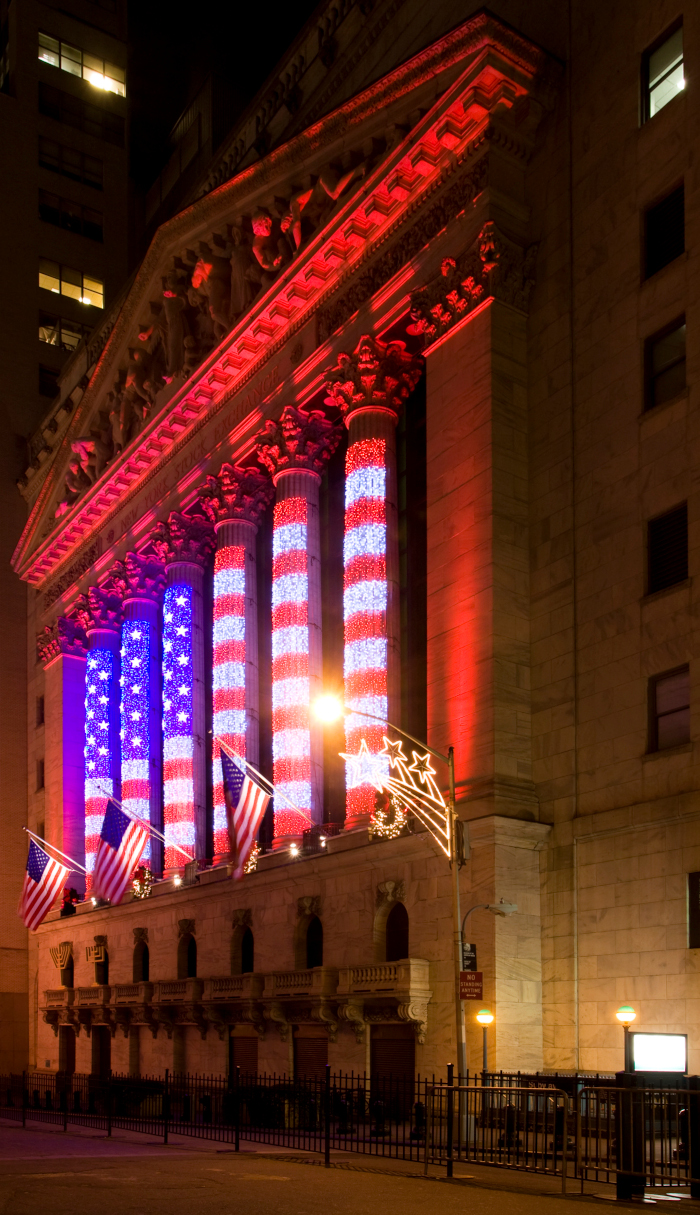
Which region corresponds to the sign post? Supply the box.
[459,971,483,1001]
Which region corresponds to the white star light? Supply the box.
[99,722,108,731]
[88,658,98,669]
[87,709,95,720]
[176,625,186,637]
[176,595,187,606]
[131,657,141,668]
[178,684,188,695]
[88,760,95,770]
[88,735,95,745]
[99,671,108,681]
[177,711,187,723]
[98,746,108,756]
[130,629,142,640]
[164,612,173,623]
[131,710,141,721]
[164,671,172,682]
[177,655,187,666]
[133,736,142,747]
[99,695,108,705]
[164,699,172,711]
[163,641,173,653]
[131,684,141,694]
[339,738,386,790]
[88,684,96,694]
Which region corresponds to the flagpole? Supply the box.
[94,786,194,863]
[215,737,313,826]
[22,827,87,875]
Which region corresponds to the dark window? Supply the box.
[229,1034,258,1076]
[294,1035,328,1080]
[60,954,73,988]
[36,696,45,727]
[39,313,90,352]
[0,20,9,95]
[650,666,690,751]
[95,948,109,985]
[241,927,254,973]
[39,82,125,148]
[187,936,197,977]
[178,934,197,978]
[39,365,59,398]
[36,759,45,791]
[645,186,684,278]
[689,872,700,949]
[39,137,103,189]
[306,916,323,968]
[91,1025,111,1078]
[643,23,684,122]
[58,1025,76,1073]
[39,189,103,241]
[648,505,688,594]
[386,901,409,962]
[645,319,686,410]
[133,940,149,982]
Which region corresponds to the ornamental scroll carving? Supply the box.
[151,513,215,568]
[407,222,538,343]
[37,615,87,665]
[74,585,122,634]
[324,335,423,422]
[109,552,166,602]
[199,464,273,527]
[257,406,342,480]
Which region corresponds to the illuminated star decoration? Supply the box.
[339,737,387,791]
[84,647,114,887]
[162,583,195,868]
[371,735,451,856]
[121,620,152,864]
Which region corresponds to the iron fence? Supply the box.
[2,1067,700,1195]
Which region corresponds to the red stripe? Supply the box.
[344,553,386,586]
[215,546,244,572]
[273,756,311,783]
[345,669,387,700]
[272,549,307,579]
[345,438,385,474]
[213,639,245,665]
[272,705,310,733]
[272,602,308,631]
[345,499,386,528]
[163,757,194,781]
[213,687,246,712]
[274,497,307,526]
[271,652,309,682]
[213,593,245,618]
[344,613,385,643]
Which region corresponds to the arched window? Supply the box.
[60,955,73,988]
[241,927,254,974]
[178,933,197,979]
[385,901,409,962]
[95,948,109,985]
[306,915,323,969]
[133,940,149,982]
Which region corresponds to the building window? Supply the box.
[647,504,688,594]
[39,191,103,241]
[38,33,125,96]
[644,186,684,279]
[649,666,690,751]
[36,696,45,727]
[643,24,684,121]
[39,83,125,148]
[645,318,686,410]
[39,365,59,398]
[177,933,197,979]
[133,940,149,982]
[39,312,90,352]
[36,759,45,791]
[385,901,409,962]
[306,916,323,969]
[689,873,700,948]
[39,259,104,308]
[39,138,103,189]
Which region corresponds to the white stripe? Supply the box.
[274,780,311,808]
[273,522,307,556]
[213,661,245,689]
[271,677,309,708]
[343,580,387,617]
[213,615,245,644]
[345,465,385,506]
[344,637,387,674]
[343,523,386,561]
[272,573,308,606]
[121,759,150,781]
[272,728,311,759]
[164,735,193,760]
[213,708,246,736]
[164,778,194,803]
[214,567,245,595]
[165,821,196,847]
[271,625,309,658]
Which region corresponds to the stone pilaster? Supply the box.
[325,335,422,829]
[258,405,342,843]
[37,616,87,886]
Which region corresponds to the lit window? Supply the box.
[644,25,684,121]
[37,32,125,97]
[38,259,104,308]
[645,319,686,410]
[650,667,690,751]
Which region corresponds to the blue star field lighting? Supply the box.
[120,621,151,862]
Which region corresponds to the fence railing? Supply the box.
[3,1068,700,1195]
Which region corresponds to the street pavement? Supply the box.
[0,1121,699,1215]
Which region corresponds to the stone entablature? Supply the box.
[14,12,555,593]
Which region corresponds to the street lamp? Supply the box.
[476,1008,494,1070]
[616,1005,636,1071]
[314,693,467,1080]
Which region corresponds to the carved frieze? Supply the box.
[43,541,101,612]
[37,615,87,666]
[324,335,423,422]
[178,918,196,937]
[151,513,215,568]
[297,895,321,919]
[376,879,406,907]
[199,464,273,528]
[133,927,149,944]
[257,406,342,481]
[232,909,252,929]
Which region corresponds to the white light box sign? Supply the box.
[631,1032,687,1073]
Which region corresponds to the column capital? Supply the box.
[74,585,123,635]
[109,552,166,602]
[151,513,216,569]
[199,463,273,528]
[324,334,423,425]
[257,404,342,484]
[37,615,87,666]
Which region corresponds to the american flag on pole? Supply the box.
[19,841,69,931]
[220,749,270,879]
[92,800,149,905]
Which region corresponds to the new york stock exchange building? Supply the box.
[14,7,700,1083]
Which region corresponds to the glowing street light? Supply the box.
[476,1008,494,1070]
[616,1005,636,1071]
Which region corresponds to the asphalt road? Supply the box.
[0,1124,693,1215]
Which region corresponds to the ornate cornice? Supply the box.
[151,513,215,568]
[407,222,538,343]
[257,406,342,481]
[110,552,166,602]
[37,616,87,666]
[324,334,423,422]
[74,585,122,634]
[199,464,273,528]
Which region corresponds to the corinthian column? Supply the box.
[258,405,342,845]
[110,553,166,873]
[325,334,423,829]
[199,464,273,862]
[75,584,122,888]
[152,514,215,870]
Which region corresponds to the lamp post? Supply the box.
[314,694,468,1081]
[616,1005,636,1071]
[476,1008,494,1071]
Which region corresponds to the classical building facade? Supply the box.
[12,5,700,1081]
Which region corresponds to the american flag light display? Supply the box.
[162,584,195,868]
[272,496,312,837]
[344,437,389,817]
[84,648,114,887]
[120,622,151,864]
[212,544,246,856]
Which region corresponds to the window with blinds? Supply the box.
[649,667,690,751]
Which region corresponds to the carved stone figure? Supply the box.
[55,455,91,517]
[190,242,232,338]
[160,272,190,377]
[229,227,259,320]
[281,163,363,251]
[251,208,291,288]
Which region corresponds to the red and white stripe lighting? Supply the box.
[272,495,311,838]
[343,437,389,818]
[212,543,246,856]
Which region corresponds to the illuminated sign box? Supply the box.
[631,1032,687,1074]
